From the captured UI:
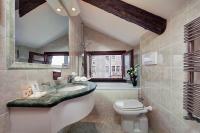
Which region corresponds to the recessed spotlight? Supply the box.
[56,8,61,12]
[72,7,76,12]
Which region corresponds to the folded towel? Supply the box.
[74,76,81,81]
[80,76,88,81]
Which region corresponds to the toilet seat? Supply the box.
[113,99,148,115]
[115,99,143,109]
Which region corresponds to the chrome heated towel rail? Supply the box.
[184,16,200,122]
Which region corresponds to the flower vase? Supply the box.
[131,75,137,87]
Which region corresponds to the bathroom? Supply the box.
[1,0,200,133]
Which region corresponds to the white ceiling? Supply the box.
[15,3,69,48]
[79,0,187,46]
[122,0,187,19]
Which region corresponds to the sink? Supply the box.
[28,92,47,99]
[58,85,86,92]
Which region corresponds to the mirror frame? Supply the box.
[6,0,71,69]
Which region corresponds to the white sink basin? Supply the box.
[28,92,47,99]
[58,85,86,92]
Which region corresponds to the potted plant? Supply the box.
[127,64,139,86]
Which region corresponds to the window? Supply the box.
[105,56,109,61]
[90,55,122,78]
[116,66,120,72]
[112,66,115,72]
[50,55,69,66]
[85,50,133,81]
[28,52,69,65]
[105,66,109,73]
[44,52,69,66]
[111,55,115,60]
[51,56,65,66]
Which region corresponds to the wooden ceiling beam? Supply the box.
[18,0,46,17]
[82,0,167,34]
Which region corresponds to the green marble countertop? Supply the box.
[7,82,97,108]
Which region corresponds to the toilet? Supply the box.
[113,99,152,133]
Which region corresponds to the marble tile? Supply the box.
[140,1,200,132]
[68,122,99,133]
[5,0,15,39]
[0,0,6,38]
[158,45,172,67]
[26,70,52,84]
[0,70,28,115]
[171,42,186,68]
[66,122,123,133]
[0,37,6,70]
[0,113,9,133]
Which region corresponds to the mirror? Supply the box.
[14,0,70,68]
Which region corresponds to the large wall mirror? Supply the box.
[7,0,70,69]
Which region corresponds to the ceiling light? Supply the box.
[56,8,61,12]
[72,7,76,12]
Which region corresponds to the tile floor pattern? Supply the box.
[62,122,154,133]
[67,122,98,133]
[64,122,124,133]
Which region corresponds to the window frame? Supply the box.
[44,52,69,65]
[84,50,133,82]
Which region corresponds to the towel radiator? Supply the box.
[184,16,200,122]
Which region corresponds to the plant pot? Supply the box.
[131,75,137,87]
[132,79,137,86]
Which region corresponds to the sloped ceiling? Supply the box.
[79,0,146,46]
[122,0,186,19]
[79,0,187,46]
[15,3,69,48]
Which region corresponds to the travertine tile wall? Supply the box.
[140,0,200,133]
[0,1,82,133]
[132,45,141,86]
[133,45,140,65]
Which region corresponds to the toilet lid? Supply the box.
[115,99,144,110]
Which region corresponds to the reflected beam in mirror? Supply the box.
[18,0,46,17]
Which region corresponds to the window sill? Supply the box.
[94,82,141,90]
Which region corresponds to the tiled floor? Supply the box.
[67,122,98,133]
[61,122,123,133]
[60,122,154,133]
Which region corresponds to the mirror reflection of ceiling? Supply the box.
[15,2,69,49]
